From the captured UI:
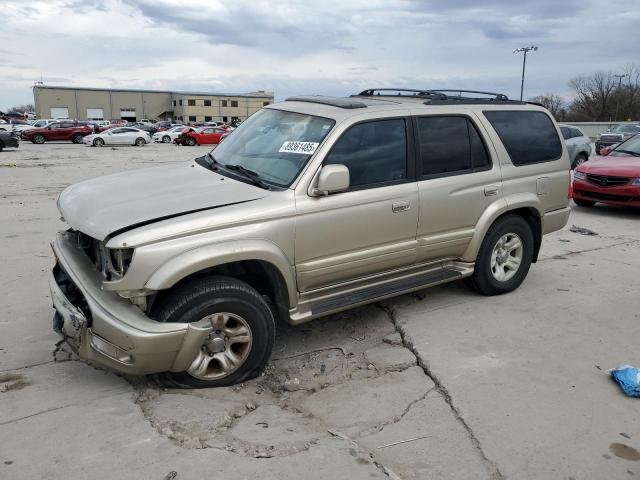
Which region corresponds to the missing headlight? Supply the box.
[108,248,134,280]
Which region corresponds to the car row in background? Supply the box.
[572,133,640,208]
[83,127,151,147]
[559,124,592,169]
[595,123,640,154]
[0,131,20,151]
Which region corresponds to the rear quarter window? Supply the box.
[483,110,562,166]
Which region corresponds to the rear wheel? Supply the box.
[33,134,45,144]
[572,153,588,169]
[162,135,171,143]
[135,137,146,146]
[467,215,534,296]
[573,198,596,207]
[152,276,275,388]
[186,137,197,146]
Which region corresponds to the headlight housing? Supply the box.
[574,171,587,181]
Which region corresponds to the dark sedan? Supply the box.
[0,131,19,151]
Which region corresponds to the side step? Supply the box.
[310,268,462,316]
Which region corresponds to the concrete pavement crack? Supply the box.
[376,303,504,480]
[539,238,640,262]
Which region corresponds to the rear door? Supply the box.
[414,113,503,262]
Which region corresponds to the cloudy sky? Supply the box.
[1,0,639,110]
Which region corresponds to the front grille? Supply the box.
[575,189,639,203]
[585,173,629,187]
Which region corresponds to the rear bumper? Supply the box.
[49,231,209,375]
[573,179,640,207]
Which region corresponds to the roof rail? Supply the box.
[353,88,523,105]
[285,95,367,109]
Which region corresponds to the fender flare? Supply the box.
[461,194,543,262]
[145,239,297,307]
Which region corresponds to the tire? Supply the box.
[135,137,145,146]
[466,215,534,296]
[32,134,46,144]
[573,198,596,207]
[0,140,4,152]
[572,153,588,169]
[151,276,276,388]
[93,138,104,147]
[72,134,84,144]
[162,135,171,143]
[186,137,196,146]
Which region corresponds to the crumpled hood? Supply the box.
[577,156,640,177]
[58,161,265,240]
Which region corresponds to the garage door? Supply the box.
[50,107,69,119]
[120,109,136,121]
[86,108,104,120]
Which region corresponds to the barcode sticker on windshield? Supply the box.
[279,141,319,155]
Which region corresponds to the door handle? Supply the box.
[392,201,410,213]
[484,185,499,196]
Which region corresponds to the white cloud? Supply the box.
[0,0,638,109]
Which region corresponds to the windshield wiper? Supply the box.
[614,149,640,157]
[223,164,271,190]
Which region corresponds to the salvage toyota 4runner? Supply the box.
[50,88,571,388]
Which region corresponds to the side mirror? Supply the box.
[600,147,610,156]
[313,164,350,196]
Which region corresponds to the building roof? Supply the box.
[33,85,273,99]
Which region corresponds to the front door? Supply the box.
[294,117,419,292]
[413,113,503,262]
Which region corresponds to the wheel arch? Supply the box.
[145,241,296,321]
[462,197,543,263]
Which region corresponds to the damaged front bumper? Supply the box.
[49,231,209,376]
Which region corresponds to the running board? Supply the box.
[298,267,463,321]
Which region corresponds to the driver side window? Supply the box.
[324,119,407,188]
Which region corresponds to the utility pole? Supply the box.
[613,73,629,122]
[513,45,538,101]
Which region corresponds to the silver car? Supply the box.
[559,124,591,169]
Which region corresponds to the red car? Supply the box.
[572,135,640,208]
[21,121,93,144]
[175,126,229,146]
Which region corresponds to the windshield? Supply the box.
[609,135,640,157]
[209,108,335,187]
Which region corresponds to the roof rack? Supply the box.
[285,95,367,109]
[354,88,525,105]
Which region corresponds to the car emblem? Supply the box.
[600,178,608,186]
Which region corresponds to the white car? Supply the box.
[0,120,34,133]
[83,127,150,146]
[26,119,57,129]
[152,126,192,143]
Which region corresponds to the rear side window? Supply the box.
[417,116,490,177]
[324,118,407,188]
[484,111,562,165]
[570,127,584,138]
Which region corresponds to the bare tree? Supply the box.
[528,93,565,119]
[6,103,35,114]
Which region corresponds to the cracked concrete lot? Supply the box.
[1,142,640,479]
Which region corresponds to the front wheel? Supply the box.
[93,137,104,147]
[466,215,534,296]
[151,276,275,388]
[186,137,197,146]
[72,134,84,144]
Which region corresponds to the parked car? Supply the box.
[175,126,229,146]
[49,88,570,388]
[126,122,159,135]
[0,131,19,151]
[572,134,640,208]
[595,124,640,154]
[21,121,93,144]
[83,127,150,146]
[152,126,192,143]
[28,119,57,129]
[559,124,591,169]
[0,119,33,134]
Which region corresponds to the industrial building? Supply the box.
[32,85,274,123]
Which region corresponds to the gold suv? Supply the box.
[50,89,571,387]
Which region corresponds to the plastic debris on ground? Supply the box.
[569,225,598,236]
[611,365,640,398]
